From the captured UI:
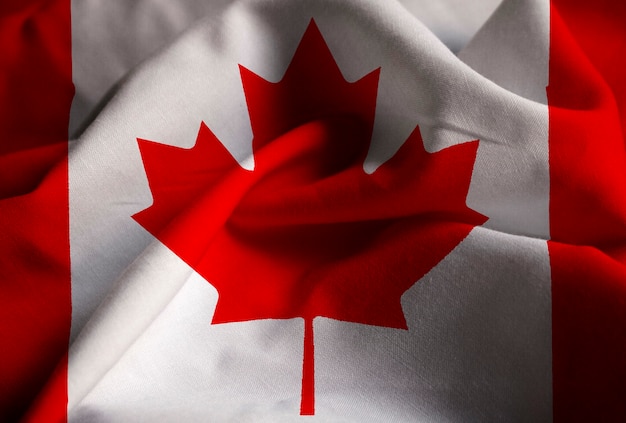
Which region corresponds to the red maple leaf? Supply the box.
[133,20,486,415]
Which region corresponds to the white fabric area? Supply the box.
[68,0,552,421]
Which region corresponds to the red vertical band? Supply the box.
[0,0,73,422]
[548,1,626,421]
[300,317,315,416]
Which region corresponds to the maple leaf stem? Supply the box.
[300,317,315,415]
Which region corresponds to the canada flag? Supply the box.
[1,1,626,422]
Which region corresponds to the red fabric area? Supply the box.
[0,1,73,421]
[133,21,486,415]
[548,1,626,421]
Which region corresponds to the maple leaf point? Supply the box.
[133,19,486,416]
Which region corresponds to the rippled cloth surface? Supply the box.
[2,0,626,422]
